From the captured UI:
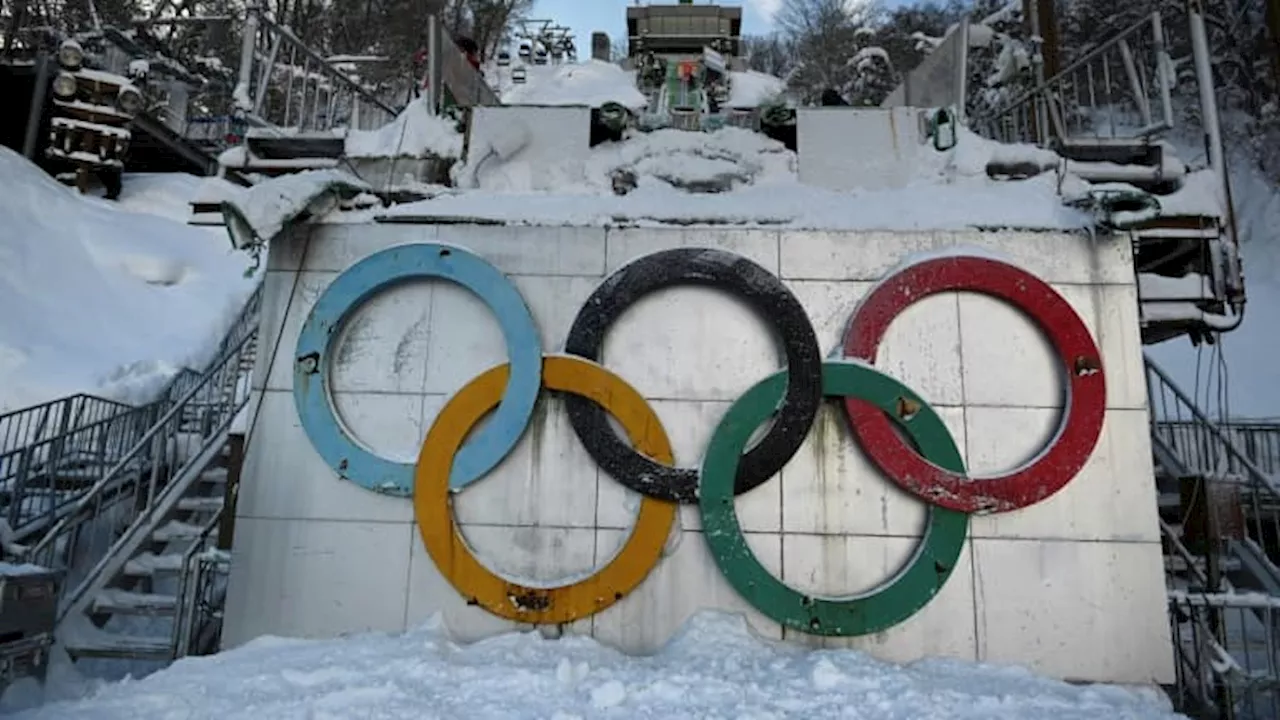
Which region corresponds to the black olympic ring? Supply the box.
[562,247,824,503]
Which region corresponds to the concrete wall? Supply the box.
[222,221,1173,685]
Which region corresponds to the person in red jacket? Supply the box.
[455,35,482,71]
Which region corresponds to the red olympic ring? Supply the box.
[841,256,1107,514]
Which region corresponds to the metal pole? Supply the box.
[427,14,441,115]
[1187,2,1225,184]
[22,53,50,160]
[1188,0,1244,309]
[1024,0,1049,145]
[236,5,260,113]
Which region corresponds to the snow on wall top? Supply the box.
[345,96,464,159]
[500,60,648,109]
[727,70,787,107]
[375,124,1090,230]
[495,59,784,111]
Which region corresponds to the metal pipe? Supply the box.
[427,14,441,115]
[1187,1,1226,206]
[1151,12,1175,132]
[1187,0,1244,311]
[236,5,260,112]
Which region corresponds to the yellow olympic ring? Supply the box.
[413,355,678,624]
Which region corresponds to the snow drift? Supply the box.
[0,149,258,412]
[387,124,1091,230]
[2,612,1182,719]
[344,96,464,159]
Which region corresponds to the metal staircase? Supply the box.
[0,283,261,666]
[973,8,1245,347]
[217,5,496,181]
[1147,356,1280,718]
[218,5,402,179]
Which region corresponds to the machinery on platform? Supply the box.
[597,0,788,136]
[0,565,60,693]
[44,39,143,198]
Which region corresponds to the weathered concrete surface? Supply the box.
[223,221,1172,686]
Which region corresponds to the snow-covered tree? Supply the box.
[761,0,898,105]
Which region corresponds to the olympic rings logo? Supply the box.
[293,243,1107,637]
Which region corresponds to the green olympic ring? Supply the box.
[698,360,969,636]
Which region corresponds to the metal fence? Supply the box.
[1168,591,1280,719]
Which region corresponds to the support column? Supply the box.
[22,53,50,160]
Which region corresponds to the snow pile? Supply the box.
[0,147,258,412]
[345,96,463,159]
[3,613,1182,719]
[728,70,787,107]
[500,59,648,109]
[219,169,372,252]
[386,124,1089,229]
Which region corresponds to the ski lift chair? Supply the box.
[497,50,511,66]
[534,48,549,65]
[512,65,527,84]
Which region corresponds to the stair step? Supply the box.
[245,133,346,159]
[1158,491,1181,509]
[124,552,185,577]
[1166,555,1244,573]
[178,496,224,513]
[1056,137,1162,166]
[91,589,178,616]
[201,467,229,485]
[65,633,172,661]
[152,519,205,543]
[225,156,341,173]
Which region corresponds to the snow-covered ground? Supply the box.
[2,613,1184,719]
[0,149,259,413]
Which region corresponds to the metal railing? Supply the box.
[0,283,262,545]
[1,403,157,540]
[233,5,400,133]
[1147,356,1280,568]
[26,325,254,621]
[1159,420,1280,478]
[0,394,135,454]
[976,11,1175,146]
[1168,591,1280,719]
[172,521,228,658]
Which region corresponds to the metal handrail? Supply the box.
[976,11,1174,145]
[26,329,247,561]
[27,328,254,621]
[1,403,157,539]
[254,13,398,117]
[0,394,135,454]
[172,507,224,658]
[0,282,263,544]
[1146,355,1280,502]
[233,6,400,132]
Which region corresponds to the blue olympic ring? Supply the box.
[292,243,542,496]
